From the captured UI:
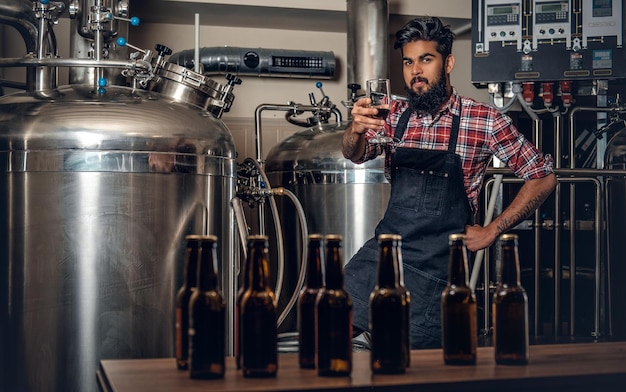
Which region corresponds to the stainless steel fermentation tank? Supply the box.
[1,1,238,391]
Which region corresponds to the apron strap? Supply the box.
[393,101,463,153]
[394,108,412,141]
[448,101,461,153]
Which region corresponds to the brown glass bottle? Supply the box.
[175,235,201,370]
[441,233,477,365]
[492,233,529,365]
[316,234,353,377]
[240,235,278,377]
[188,235,226,379]
[369,234,411,374]
[298,234,324,369]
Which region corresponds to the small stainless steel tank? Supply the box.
[0,84,237,391]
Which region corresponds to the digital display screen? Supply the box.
[491,6,514,15]
[538,3,564,13]
[593,0,613,17]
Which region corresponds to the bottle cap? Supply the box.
[499,233,519,241]
[377,233,402,241]
[448,233,466,241]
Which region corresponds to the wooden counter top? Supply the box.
[98,342,626,392]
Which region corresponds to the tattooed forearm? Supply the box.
[342,131,364,161]
[495,187,553,235]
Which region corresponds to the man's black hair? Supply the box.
[393,17,455,58]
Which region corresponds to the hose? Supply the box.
[272,187,309,327]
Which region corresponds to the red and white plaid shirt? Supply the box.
[358,89,554,212]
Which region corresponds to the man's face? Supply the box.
[401,40,453,95]
[401,40,454,114]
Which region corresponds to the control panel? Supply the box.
[481,1,523,53]
[582,0,622,48]
[472,0,626,84]
[533,1,571,50]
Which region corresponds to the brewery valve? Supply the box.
[236,158,271,208]
[341,83,361,116]
[285,81,340,127]
[118,39,160,87]
[32,0,65,24]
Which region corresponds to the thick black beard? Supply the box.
[406,69,449,116]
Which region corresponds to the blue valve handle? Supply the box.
[117,37,145,53]
[107,13,140,26]
[316,81,328,98]
[40,0,50,4]
[98,78,107,87]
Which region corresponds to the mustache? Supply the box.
[411,76,429,85]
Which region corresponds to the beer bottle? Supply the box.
[441,233,477,365]
[298,234,324,369]
[175,235,201,370]
[492,233,529,365]
[316,234,353,377]
[369,234,411,374]
[240,235,278,377]
[188,235,226,379]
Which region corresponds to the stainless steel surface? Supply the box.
[0,84,238,392]
[346,0,389,90]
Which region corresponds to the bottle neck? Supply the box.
[184,241,200,288]
[305,240,323,289]
[448,240,469,287]
[500,241,521,286]
[247,241,271,291]
[324,241,344,289]
[377,240,402,288]
[197,241,219,291]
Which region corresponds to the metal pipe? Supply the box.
[0,57,151,71]
[486,167,626,176]
[0,0,39,53]
[346,0,389,92]
[605,177,613,337]
[253,103,342,164]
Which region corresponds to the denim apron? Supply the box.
[344,105,472,349]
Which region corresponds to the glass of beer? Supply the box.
[366,78,394,145]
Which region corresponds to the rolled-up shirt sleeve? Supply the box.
[490,114,554,180]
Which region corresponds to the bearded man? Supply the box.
[341,16,556,349]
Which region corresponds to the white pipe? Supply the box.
[194,13,200,73]
[469,173,503,291]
